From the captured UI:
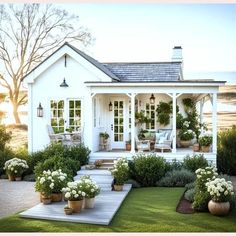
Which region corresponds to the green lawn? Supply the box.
[0,187,236,232]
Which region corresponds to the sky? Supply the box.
[56,3,236,77]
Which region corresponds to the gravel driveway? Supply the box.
[0,179,39,218]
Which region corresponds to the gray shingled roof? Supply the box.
[103,62,182,82]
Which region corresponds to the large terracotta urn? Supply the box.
[208,200,230,216]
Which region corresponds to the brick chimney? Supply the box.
[171,46,183,62]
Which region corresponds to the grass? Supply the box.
[0,187,236,232]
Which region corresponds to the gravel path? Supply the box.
[0,179,39,219]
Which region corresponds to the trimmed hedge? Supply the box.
[129,154,166,187]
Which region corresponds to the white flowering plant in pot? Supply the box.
[35,169,67,197]
[109,157,129,185]
[206,178,234,202]
[79,175,101,198]
[4,158,29,177]
[199,133,213,146]
[62,180,86,201]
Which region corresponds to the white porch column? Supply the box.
[212,93,217,154]
[131,93,136,154]
[172,93,177,153]
[199,98,204,133]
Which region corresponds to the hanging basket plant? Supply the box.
[156,101,178,126]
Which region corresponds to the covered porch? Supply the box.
[87,81,222,162]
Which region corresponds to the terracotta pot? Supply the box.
[8,175,15,181]
[85,197,95,209]
[15,176,22,181]
[179,140,191,148]
[208,200,230,216]
[126,144,131,151]
[51,193,63,202]
[114,184,123,191]
[68,200,83,213]
[193,143,200,152]
[201,145,210,152]
[41,196,52,205]
[64,208,73,215]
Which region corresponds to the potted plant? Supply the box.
[135,111,151,126]
[80,175,101,209]
[64,204,73,215]
[4,158,29,181]
[199,134,213,152]
[62,181,86,213]
[178,121,195,148]
[109,158,129,191]
[125,140,131,151]
[50,169,68,202]
[206,178,234,216]
[35,169,55,204]
[94,159,103,169]
[99,132,109,144]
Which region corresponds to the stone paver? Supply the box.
[0,179,39,218]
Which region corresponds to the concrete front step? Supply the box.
[74,169,114,190]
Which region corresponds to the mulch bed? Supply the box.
[176,192,195,214]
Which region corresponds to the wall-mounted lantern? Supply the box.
[150,93,155,104]
[60,78,69,87]
[37,103,43,117]
[109,102,112,111]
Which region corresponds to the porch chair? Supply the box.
[154,130,173,153]
[46,125,64,143]
[135,136,151,152]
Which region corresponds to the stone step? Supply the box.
[77,169,111,176]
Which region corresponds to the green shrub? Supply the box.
[129,154,166,187]
[183,154,208,172]
[27,143,90,175]
[0,125,11,151]
[157,169,195,187]
[65,144,90,165]
[185,182,195,190]
[165,159,183,172]
[192,190,211,211]
[184,188,195,202]
[34,156,80,180]
[0,148,15,175]
[217,126,236,175]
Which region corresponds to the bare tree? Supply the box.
[0,4,92,124]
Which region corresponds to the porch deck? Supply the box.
[90,148,216,163]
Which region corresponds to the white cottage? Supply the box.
[25,42,225,163]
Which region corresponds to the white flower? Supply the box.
[50,183,54,189]
[65,192,71,198]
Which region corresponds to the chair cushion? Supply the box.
[155,133,164,143]
[159,136,167,144]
